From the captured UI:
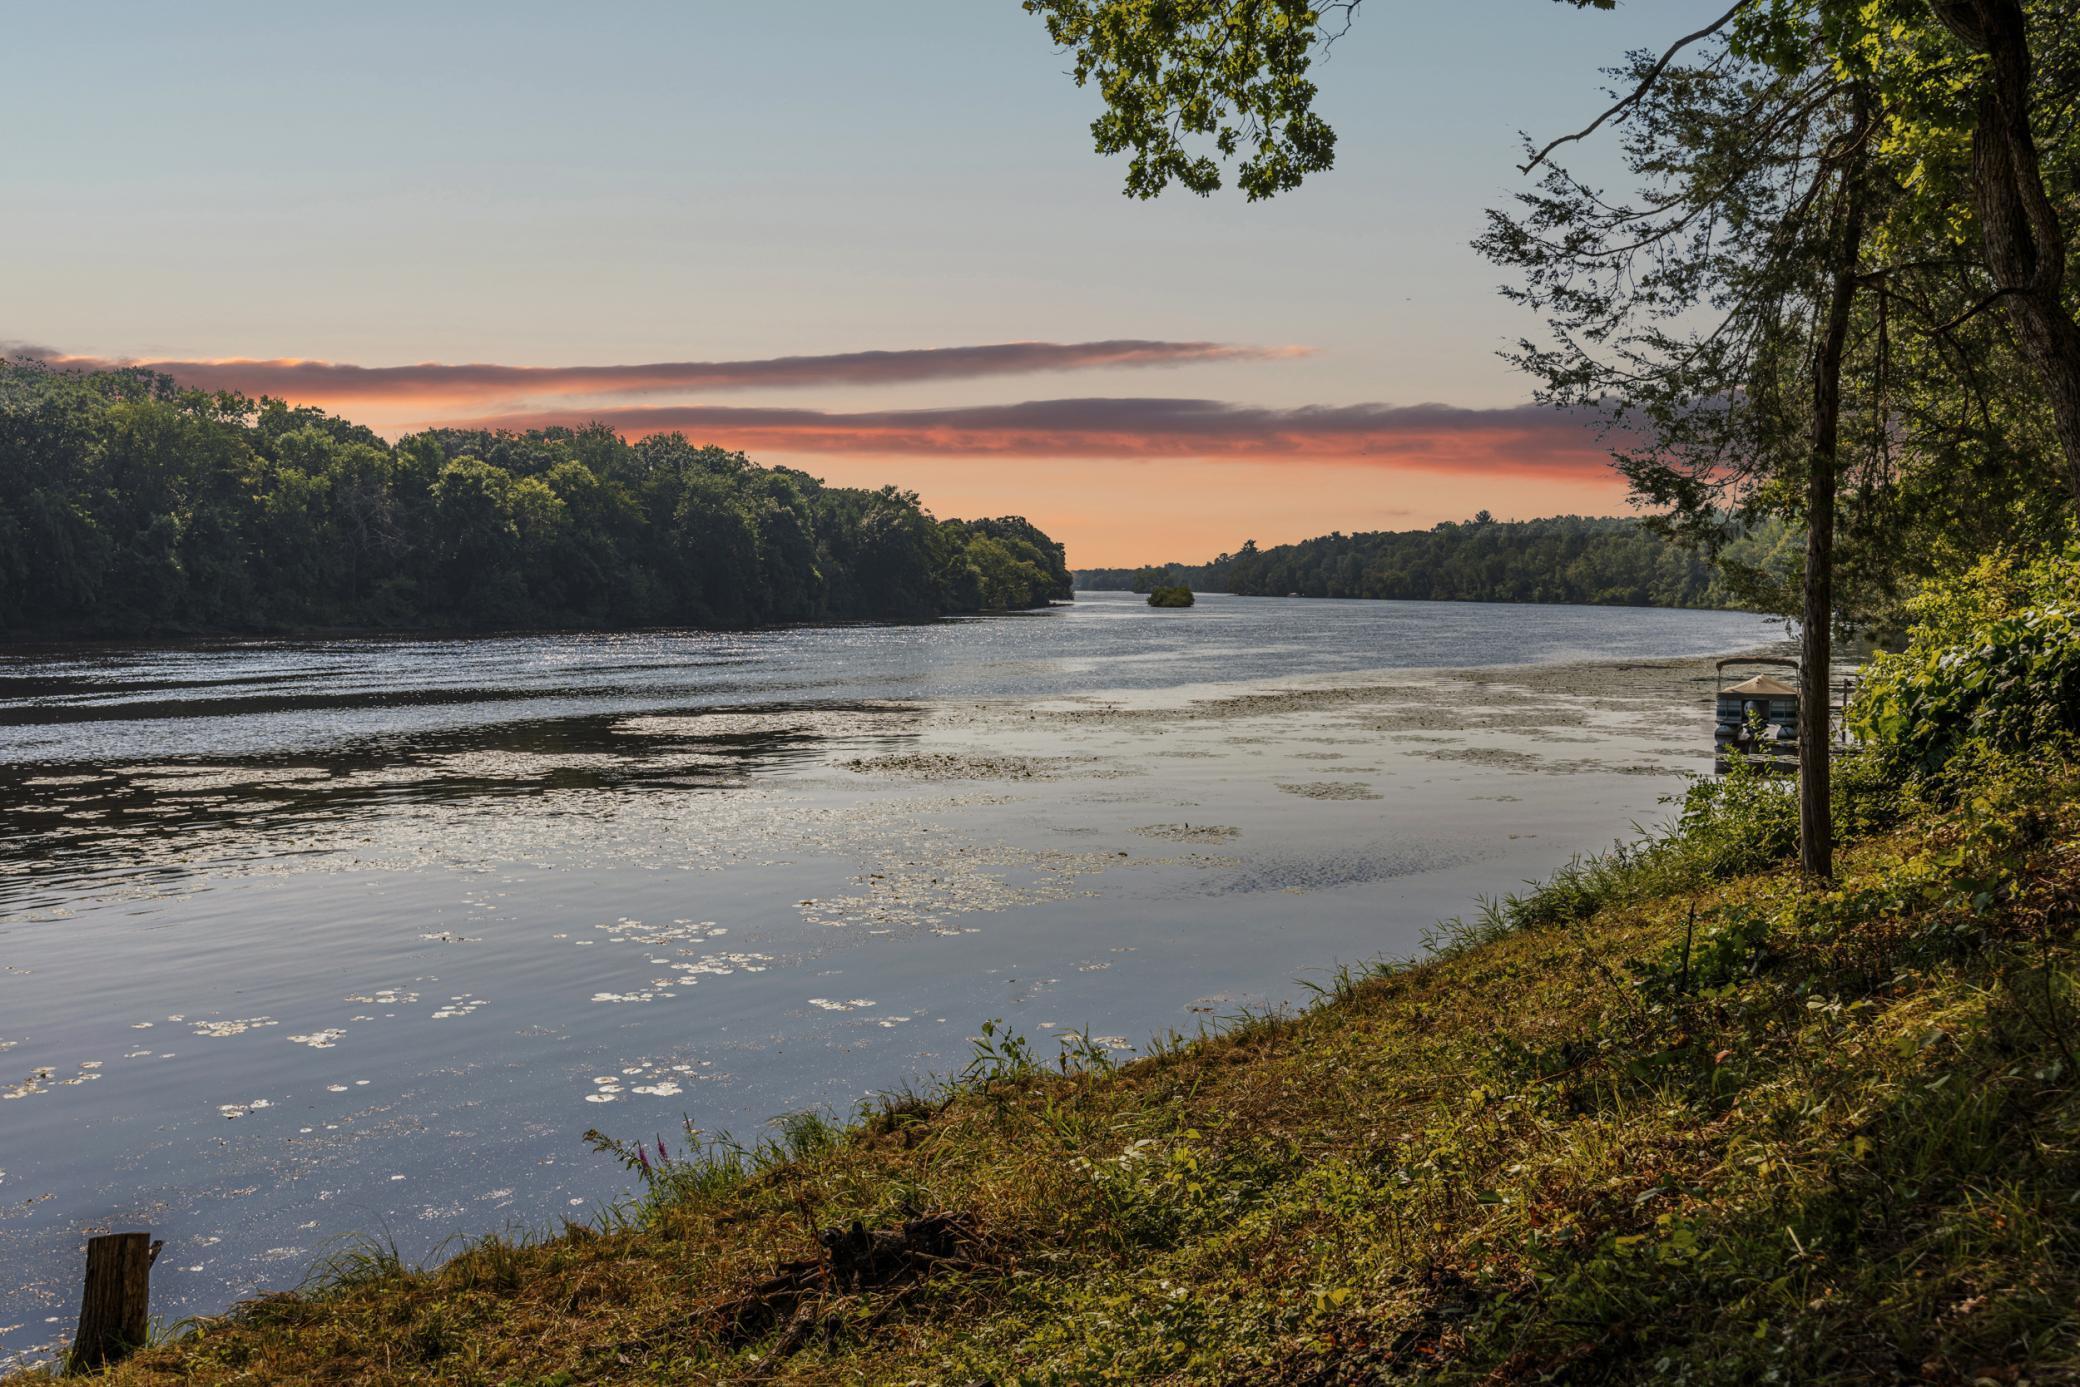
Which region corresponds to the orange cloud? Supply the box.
[442,397,1620,481]
[12,340,1306,406]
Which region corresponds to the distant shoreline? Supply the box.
[0,591,1779,656]
[0,602,1074,655]
[1072,585,1767,616]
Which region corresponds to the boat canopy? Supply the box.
[1722,674,1798,698]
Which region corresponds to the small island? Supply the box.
[1146,584,1195,608]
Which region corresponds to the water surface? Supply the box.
[0,593,1780,1364]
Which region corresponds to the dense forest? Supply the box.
[1077,514,1784,610]
[0,362,1071,638]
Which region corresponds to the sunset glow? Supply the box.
[11,346,1631,564]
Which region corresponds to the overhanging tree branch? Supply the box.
[1522,1,1755,173]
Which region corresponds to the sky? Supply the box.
[5,1,1728,567]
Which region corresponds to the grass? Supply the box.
[28,757,2080,1384]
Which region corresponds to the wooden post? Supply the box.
[1679,903,1697,996]
[67,1231,162,1375]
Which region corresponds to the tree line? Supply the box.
[0,362,1071,639]
[1025,0,2080,880]
[1076,514,1787,609]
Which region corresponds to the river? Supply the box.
[0,592,1781,1364]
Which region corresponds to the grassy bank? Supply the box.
[29,746,2077,1383]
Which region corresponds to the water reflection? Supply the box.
[1,703,925,908]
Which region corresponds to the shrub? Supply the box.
[1147,585,1195,608]
[1851,541,2080,787]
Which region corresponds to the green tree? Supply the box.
[0,362,1073,641]
[1022,0,1617,201]
[430,457,531,620]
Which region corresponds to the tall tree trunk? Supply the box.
[1934,0,2080,514]
[1801,95,1870,882]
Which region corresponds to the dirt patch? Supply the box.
[615,705,918,740]
[839,752,1134,782]
[1005,644,1795,740]
[1453,644,1794,703]
[1415,745,1700,777]
[1276,782,1384,802]
[1132,823,1242,844]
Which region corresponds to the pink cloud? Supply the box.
[442,397,1620,481]
[12,340,1307,405]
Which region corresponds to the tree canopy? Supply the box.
[1076,514,1774,609]
[1021,0,1619,200]
[0,362,1072,639]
